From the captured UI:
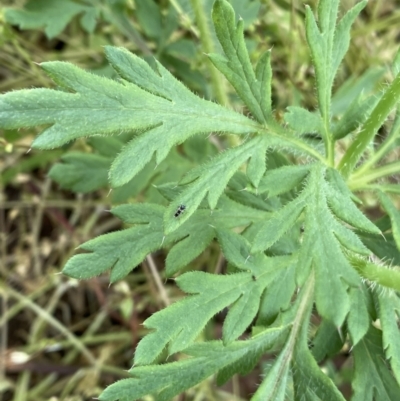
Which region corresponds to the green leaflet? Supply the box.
[255,274,318,401]
[258,165,310,197]
[251,194,306,253]
[347,287,369,346]
[257,263,297,326]
[165,224,214,276]
[332,94,379,140]
[312,320,344,363]
[216,228,255,270]
[99,326,289,401]
[251,164,376,326]
[352,326,400,401]
[299,168,355,326]
[331,67,384,116]
[134,0,163,39]
[4,0,97,38]
[62,204,165,283]
[164,136,269,234]
[209,0,272,124]
[378,292,400,385]
[64,195,269,283]
[134,257,288,365]
[252,346,289,401]
[293,341,346,401]
[48,152,110,193]
[379,191,400,250]
[246,142,267,188]
[292,279,346,401]
[305,0,367,126]
[0,46,256,188]
[165,196,267,276]
[284,106,321,135]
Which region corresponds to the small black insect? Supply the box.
[174,204,186,218]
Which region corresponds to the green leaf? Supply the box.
[88,136,126,157]
[251,347,289,401]
[164,136,269,234]
[251,195,306,253]
[253,164,375,326]
[257,263,296,326]
[99,326,289,401]
[62,204,164,283]
[165,224,215,276]
[254,274,315,401]
[331,1,368,91]
[230,0,261,28]
[284,106,321,134]
[4,0,97,38]
[48,152,110,193]
[325,172,380,235]
[305,0,366,124]
[357,231,400,265]
[258,165,310,197]
[216,228,254,270]
[332,95,379,140]
[135,256,288,364]
[300,171,358,325]
[135,0,162,39]
[0,46,256,188]
[352,326,400,401]
[347,287,369,346]
[293,341,346,401]
[247,143,267,188]
[312,320,344,363]
[379,191,400,250]
[331,67,384,116]
[209,0,272,123]
[378,292,400,385]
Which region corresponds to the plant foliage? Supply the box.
[2,0,400,399]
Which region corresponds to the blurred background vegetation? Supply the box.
[0,0,399,400]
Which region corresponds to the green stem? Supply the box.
[349,257,400,292]
[348,161,400,190]
[351,116,400,178]
[170,0,200,38]
[259,121,326,163]
[190,0,229,107]
[338,70,400,178]
[326,134,335,167]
